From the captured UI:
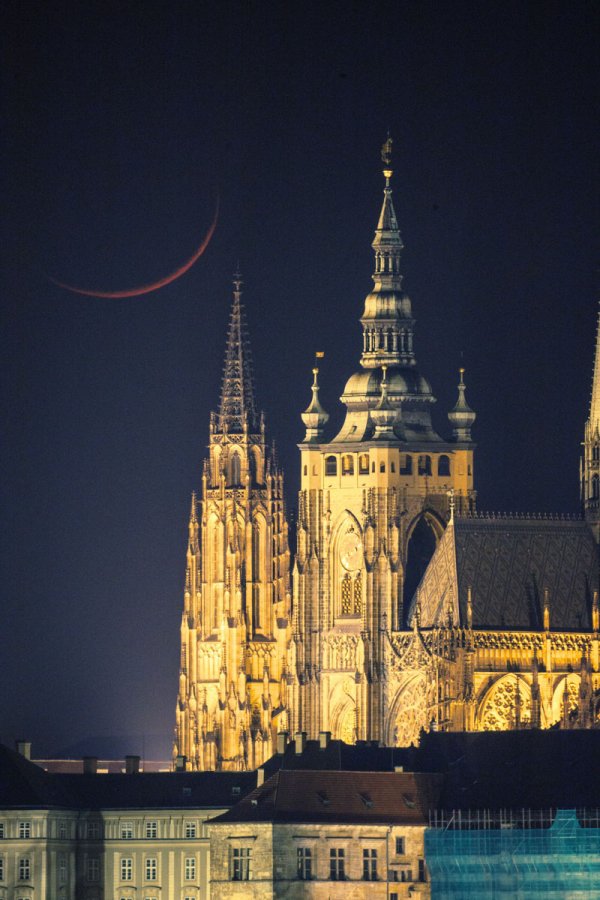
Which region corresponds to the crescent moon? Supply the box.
[49,194,219,298]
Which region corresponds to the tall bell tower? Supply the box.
[174,276,291,770]
[582,306,600,542]
[291,140,476,743]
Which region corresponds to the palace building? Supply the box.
[174,145,600,770]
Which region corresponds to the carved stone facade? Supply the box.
[175,149,600,770]
[174,278,291,771]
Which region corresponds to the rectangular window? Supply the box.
[145,820,158,839]
[19,857,31,880]
[19,822,31,839]
[395,836,405,855]
[185,857,196,880]
[401,869,413,882]
[329,848,345,881]
[87,821,101,839]
[58,853,67,883]
[0,824,4,838]
[231,847,251,881]
[145,857,157,881]
[86,857,100,882]
[418,858,426,882]
[297,847,312,880]
[120,822,134,839]
[363,848,377,880]
[120,857,132,881]
[59,821,67,839]
[185,821,197,838]
[0,856,4,881]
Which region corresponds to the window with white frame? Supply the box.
[120,857,133,881]
[231,847,251,881]
[19,821,31,839]
[145,857,157,881]
[184,856,196,880]
[86,856,100,882]
[58,853,67,883]
[145,820,158,838]
[19,857,31,880]
[185,820,197,838]
[120,821,134,839]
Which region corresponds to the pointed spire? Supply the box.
[301,360,329,442]
[360,137,415,370]
[589,304,600,432]
[218,273,257,432]
[448,368,476,442]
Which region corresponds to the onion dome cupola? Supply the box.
[301,364,329,442]
[448,368,476,441]
[332,138,441,444]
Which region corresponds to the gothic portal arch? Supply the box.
[551,674,581,725]
[403,511,445,625]
[329,679,358,744]
[386,673,428,747]
[476,675,532,731]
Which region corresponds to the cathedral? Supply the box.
[174,144,600,770]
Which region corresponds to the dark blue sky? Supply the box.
[1,1,598,757]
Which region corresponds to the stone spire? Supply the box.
[582,305,600,541]
[218,273,257,432]
[360,136,415,369]
[448,368,476,441]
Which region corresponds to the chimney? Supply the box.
[294,732,307,755]
[125,755,140,775]
[394,765,404,773]
[276,732,289,755]
[256,767,265,787]
[83,756,98,775]
[16,741,31,760]
[318,731,331,750]
[175,755,187,771]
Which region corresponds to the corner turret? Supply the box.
[448,368,476,442]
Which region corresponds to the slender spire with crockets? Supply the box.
[218,273,257,431]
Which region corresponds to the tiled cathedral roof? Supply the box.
[412,516,599,630]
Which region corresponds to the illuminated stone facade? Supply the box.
[174,276,291,771]
[175,147,600,770]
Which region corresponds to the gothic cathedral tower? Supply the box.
[174,276,291,770]
[582,307,600,542]
[290,141,477,743]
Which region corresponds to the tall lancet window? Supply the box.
[229,452,241,486]
[341,574,353,614]
[353,573,362,614]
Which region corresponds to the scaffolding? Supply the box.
[425,809,600,898]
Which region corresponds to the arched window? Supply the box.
[438,455,451,477]
[303,464,308,476]
[342,454,354,475]
[400,454,413,475]
[593,475,600,500]
[358,453,369,474]
[325,455,337,476]
[418,455,432,476]
[229,452,241,485]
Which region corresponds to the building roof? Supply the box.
[412,515,599,630]
[0,744,256,811]
[211,769,442,825]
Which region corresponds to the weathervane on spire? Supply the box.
[381,133,393,167]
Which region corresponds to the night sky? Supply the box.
[2,1,598,758]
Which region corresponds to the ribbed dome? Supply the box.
[342,367,434,403]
